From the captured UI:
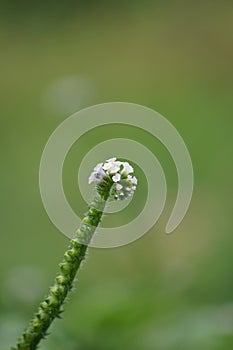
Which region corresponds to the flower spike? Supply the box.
[13,157,137,350]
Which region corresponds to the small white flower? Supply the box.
[103,161,121,174]
[88,172,104,184]
[88,173,96,184]
[112,173,121,182]
[94,163,103,172]
[88,173,97,184]
[131,176,138,185]
[110,163,121,174]
[116,183,123,191]
[132,186,136,191]
[121,162,134,175]
[102,162,111,171]
[88,162,106,184]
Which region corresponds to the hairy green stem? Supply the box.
[12,189,110,350]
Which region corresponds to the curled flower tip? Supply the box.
[88,158,138,200]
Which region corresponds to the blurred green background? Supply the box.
[0,1,233,349]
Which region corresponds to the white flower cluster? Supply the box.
[88,157,138,200]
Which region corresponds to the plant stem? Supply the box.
[13,191,110,350]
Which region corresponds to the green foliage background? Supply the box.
[0,1,232,349]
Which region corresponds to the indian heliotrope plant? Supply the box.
[13,158,137,350]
